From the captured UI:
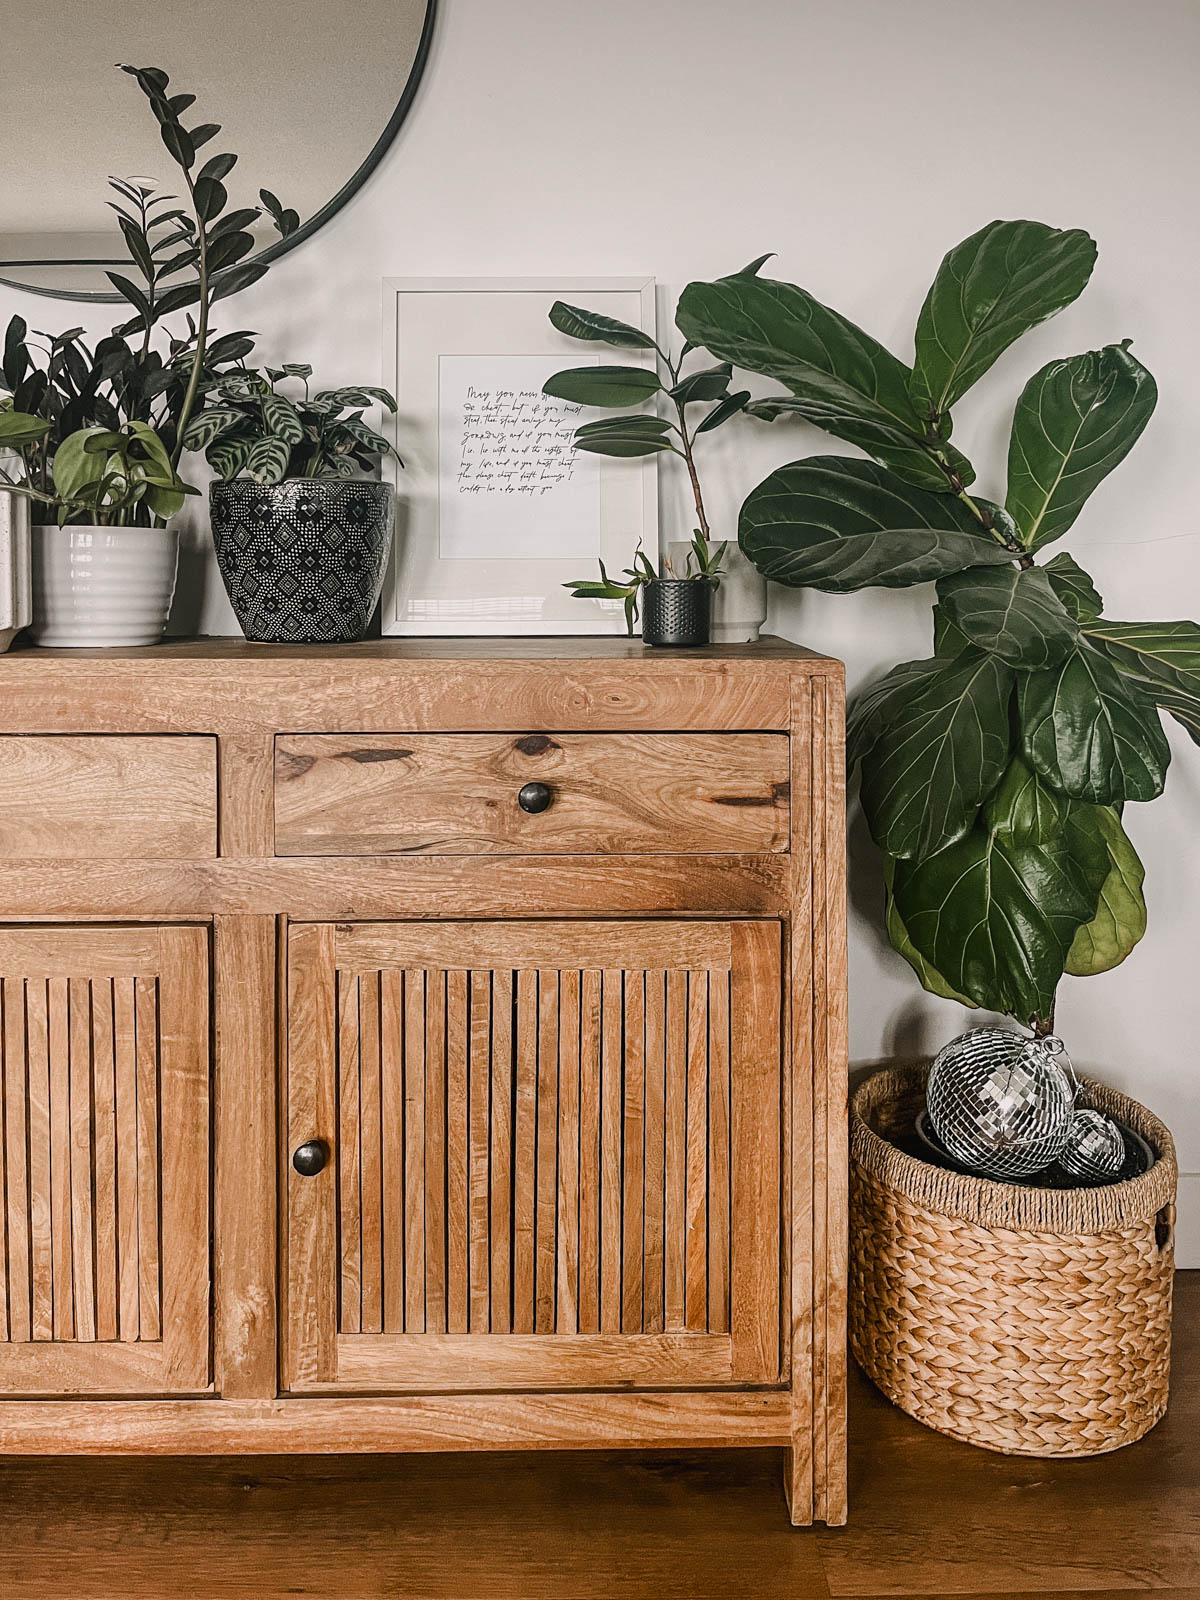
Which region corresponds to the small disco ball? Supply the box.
[927,1027,1074,1181]
[1058,1108,1126,1184]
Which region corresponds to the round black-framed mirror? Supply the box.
[0,0,437,302]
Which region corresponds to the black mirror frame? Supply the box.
[0,0,437,303]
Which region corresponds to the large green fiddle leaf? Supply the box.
[910,220,1097,421]
[882,855,977,1007]
[850,650,1014,859]
[934,563,1078,668]
[742,395,974,492]
[1005,342,1157,550]
[1065,806,1146,976]
[892,804,1110,1019]
[984,754,1064,845]
[738,456,1014,592]
[675,273,964,490]
[1018,643,1171,804]
[1083,619,1200,746]
[542,366,661,407]
[547,301,657,350]
[1043,552,1103,622]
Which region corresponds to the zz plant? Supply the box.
[676,221,1199,1033]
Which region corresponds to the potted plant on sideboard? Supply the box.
[0,64,294,646]
[676,220,1197,1456]
[541,293,761,642]
[196,366,399,642]
[564,533,725,647]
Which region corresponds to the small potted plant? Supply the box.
[677,220,1196,1458]
[193,367,399,642]
[566,534,725,647]
[0,64,295,647]
[541,294,760,641]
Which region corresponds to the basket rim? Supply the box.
[851,1060,1177,1233]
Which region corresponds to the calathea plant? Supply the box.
[676,221,1199,1033]
[183,367,398,483]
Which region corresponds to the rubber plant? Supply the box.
[676,220,1199,1034]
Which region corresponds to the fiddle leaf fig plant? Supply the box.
[677,221,1200,1032]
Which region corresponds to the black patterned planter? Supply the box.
[210,479,394,643]
[641,578,712,647]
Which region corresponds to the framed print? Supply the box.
[381,277,657,635]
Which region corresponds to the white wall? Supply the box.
[4,0,1197,1256]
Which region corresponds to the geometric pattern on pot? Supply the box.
[209,479,395,644]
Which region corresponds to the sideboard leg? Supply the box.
[783,1442,813,1526]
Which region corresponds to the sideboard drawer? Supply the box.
[273,732,790,856]
[0,736,217,859]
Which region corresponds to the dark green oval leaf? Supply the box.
[668,362,732,406]
[695,389,751,434]
[984,754,1063,845]
[910,219,1097,418]
[1044,552,1103,622]
[574,414,671,438]
[193,176,227,222]
[199,152,237,184]
[1018,643,1171,803]
[542,365,662,407]
[1065,806,1146,976]
[1083,618,1200,746]
[882,855,977,1006]
[572,434,677,458]
[1005,342,1157,550]
[738,455,1014,592]
[850,651,1014,859]
[548,301,657,350]
[934,563,1079,668]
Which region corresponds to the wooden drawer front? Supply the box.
[0,926,210,1395]
[0,736,217,859]
[284,919,781,1393]
[274,732,789,856]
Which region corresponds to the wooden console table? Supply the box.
[0,638,847,1525]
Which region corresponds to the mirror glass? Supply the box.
[0,0,434,298]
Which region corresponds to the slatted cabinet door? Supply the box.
[0,926,210,1395]
[284,920,782,1394]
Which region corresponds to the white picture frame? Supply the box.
[381,276,658,635]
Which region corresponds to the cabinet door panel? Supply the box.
[283,919,781,1393]
[0,926,210,1395]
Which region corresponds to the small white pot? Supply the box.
[0,479,31,653]
[31,524,179,648]
[667,539,768,643]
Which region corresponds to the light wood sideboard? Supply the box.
[0,637,848,1526]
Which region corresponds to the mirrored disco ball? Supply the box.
[927,1028,1074,1181]
[1058,1108,1126,1184]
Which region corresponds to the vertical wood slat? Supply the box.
[555,970,580,1335]
[403,970,427,1335]
[489,969,513,1335]
[3,980,30,1342]
[576,971,601,1336]
[663,969,687,1333]
[685,973,708,1333]
[621,972,644,1335]
[27,979,53,1342]
[112,979,139,1345]
[511,971,536,1335]
[708,972,731,1336]
[134,975,161,1344]
[336,972,361,1336]
[534,971,558,1335]
[358,973,383,1337]
[68,978,96,1342]
[642,971,666,1336]
[380,968,405,1335]
[468,971,491,1333]
[599,970,622,1335]
[48,977,73,1341]
[445,970,469,1335]
[423,970,447,1334]
[92,979,118,1343]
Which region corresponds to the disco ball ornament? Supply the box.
[926,1028,1074,1181]
[1057,1108,1126,1184]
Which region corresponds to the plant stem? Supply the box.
[170,203,208,472]
[675,400,711,541]
[1033,1008,1055,1038]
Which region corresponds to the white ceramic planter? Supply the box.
[31,524,179,648]
[0,479,31,652]
[668,538,767,644]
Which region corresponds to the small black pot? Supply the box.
[210,478,394,644]
[640,578,712,647]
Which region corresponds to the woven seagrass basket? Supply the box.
[850,1062,1177,1457]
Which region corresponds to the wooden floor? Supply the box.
[3,1273,1196,1599]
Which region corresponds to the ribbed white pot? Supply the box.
[667,539,767,643]
[0,479,31,653]
[31,525,179,648]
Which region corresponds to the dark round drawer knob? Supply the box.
[292,1140,328,1177]
[517,781,553,814]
